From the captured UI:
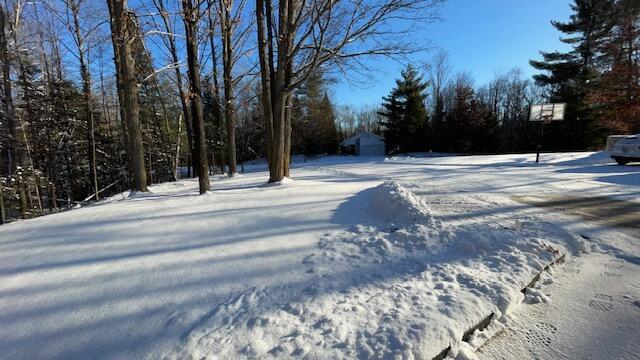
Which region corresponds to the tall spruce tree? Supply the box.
[318,93,339,154]
[590,0,640,133]
[530,0,615,149]
[380,65,429,153]
[292,70,339,155]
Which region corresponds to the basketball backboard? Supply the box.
[529,103,566,121]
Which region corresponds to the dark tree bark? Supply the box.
[49,181,58,211]
[255,0,440,182]
[68,0,99,200]
[107,0,148,192]
[0,182,5,224]
[256,0,283,182]
[0,5,18,175]
[17,175,28,219]
[219,0,237,175]
[153,0,196,174]
[181,0,210,193]
[206,3,222,172]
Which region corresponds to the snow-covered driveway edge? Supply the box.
[440,250,567,360]
[166,180,587,359]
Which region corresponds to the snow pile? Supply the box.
[168,181,575,360]
[303,181,443,276]
[371,180,433,226]
[384,151,611,167]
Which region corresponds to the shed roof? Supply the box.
[341,131,384,146]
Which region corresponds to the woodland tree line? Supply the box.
[380,0,639,155]
[0,0,638,224]
[0,0,442,222]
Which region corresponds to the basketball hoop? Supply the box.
[529,103,566,163]
[529,103,566,122]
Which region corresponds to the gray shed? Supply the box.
[341,131,385,156]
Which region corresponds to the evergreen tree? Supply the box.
[292,69,339,155]
[380,65,429,153]
[379,92,403,154]
[431,94,446,151]
[590,0,640,133]
[318,93,339,154]
[530,0,615,149]
[443,79,498,153]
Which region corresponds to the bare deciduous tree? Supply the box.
[181,0,210,193]
[107,0,148,192]
[58,0,100,200]
[255,0,442,182]
[0,4,18,174]
[217,0,254,176]
[150,0,195,175]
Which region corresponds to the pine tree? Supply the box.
[379,92,403,154]
[530,0,615,149]
[380,65,429,153]
[292,70,339,155]
[590,0,640,133]
[318,93,339,154]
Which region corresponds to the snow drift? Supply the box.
[168,180,579,359]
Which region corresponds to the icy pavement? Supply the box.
[0,152,638,359]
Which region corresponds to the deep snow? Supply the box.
[0,151,638,359]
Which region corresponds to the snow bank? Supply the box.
[384,151,611,167]
[170,181,573,360]
[371,180,433,226]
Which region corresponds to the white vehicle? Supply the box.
[610,133,640,165]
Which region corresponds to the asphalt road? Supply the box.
[512,194,640,237]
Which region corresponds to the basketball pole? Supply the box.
[530,103,565,164]
[535,119,547,163]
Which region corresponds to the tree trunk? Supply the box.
[182,0,210,193]
[255,0,293,182]
[175,114,182,178]
[207,3,221,174]
[107,0,148,192]
[0,5,18,174]
[283,93,292,177]
[0,182,5,224]
[71,2,100,201]
[156,0,195,173]
[220,0,237,175]
[256,0,279,182]
[18,176,28,219]
[49,181,58,211]
[35,175,44,215]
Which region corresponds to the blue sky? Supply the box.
[332,0,574,107]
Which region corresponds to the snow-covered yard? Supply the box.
[0,152,638,359]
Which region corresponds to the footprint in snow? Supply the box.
[601,271,623,278]
[594,294,615,301]
[587,295,615,312]
[523,328,552,347]
[562,265,580,275]
[604,258,626,270]
[534,322,558,334]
